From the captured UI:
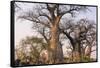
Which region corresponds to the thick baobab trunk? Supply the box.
[72,27,82,62]
[49,16,63,63]
[56,42,64,63]
[72,41,81,62]
[49,25,59,63]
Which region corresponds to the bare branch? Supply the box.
[59,6,87,17]
[38,27,49,43]
[91,49,96,53]
[18,13,51,28]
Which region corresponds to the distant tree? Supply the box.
[59,19,96,62]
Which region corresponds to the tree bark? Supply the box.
[49,16,63,63]
[72,39,81,62]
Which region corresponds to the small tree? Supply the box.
[15,36,48,65]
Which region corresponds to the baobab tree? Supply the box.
[59,18,96,62]
[15,2,88,63]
